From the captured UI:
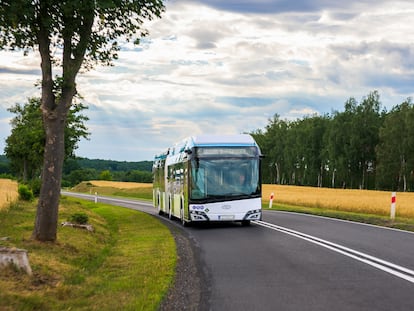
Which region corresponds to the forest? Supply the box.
[251,91,414,192]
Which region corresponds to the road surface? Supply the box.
[62,191,414,310]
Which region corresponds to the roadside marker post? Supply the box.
[269,192,274,209]
[390,192,396,220]
[95,192,98,204]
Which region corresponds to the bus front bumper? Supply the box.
[190,209,261,222]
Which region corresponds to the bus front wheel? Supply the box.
[168,197,173,219]
[180,208,189,227]
[241,220,251,226]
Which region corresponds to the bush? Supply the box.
[18,184,34,201]
[69,213,89,224]
[61,179,71,188]
[28,178,41,197]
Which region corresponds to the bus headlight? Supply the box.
[190,210,210,221]
[244,209,262,220]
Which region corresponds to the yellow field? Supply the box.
[0,179,18,210]
[263,184,414,218]
[88,180,152,189]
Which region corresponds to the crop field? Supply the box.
[0,179,18,210]
[263,184,414,218]
[72,180,153,200]
[86,180,152,189]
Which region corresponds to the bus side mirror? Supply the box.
[185,149,192,155]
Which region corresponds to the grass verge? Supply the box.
[0,196,175,311]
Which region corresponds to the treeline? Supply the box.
[251,91,414,192]
[0,155,11,176]
[62,157,153,186]
[64,157,152,173]
[0,155,153,187]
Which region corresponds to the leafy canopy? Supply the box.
[5,96,90,180]
[0,0,165,68]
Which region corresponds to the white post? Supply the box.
[94,192,98,204]
[269,192,274,209]
[390,192,396,220]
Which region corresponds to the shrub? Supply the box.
[18,184,34,201]
[28,178,41,197]
[69,213,89,224]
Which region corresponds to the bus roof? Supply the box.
[154,134,261,160]
[189,134,257,147]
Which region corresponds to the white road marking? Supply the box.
[265,210,414,235]
[254,220,414,284]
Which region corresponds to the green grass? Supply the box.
[0,196,176,311]
[70,182,153,201]
[111,188,153,200]
[264,203,414,232]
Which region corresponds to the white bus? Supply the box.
[153,134,263,226]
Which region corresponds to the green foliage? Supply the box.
[99,170,112,181]
[4,97,90,182]
[122,170,152,183]
[0,173,14,179]
[64,158,152,173]
[0,0,165,69]
[376,98,414,191]
[28,178,42,197]
[61,159,152,186]
[69,212,89,225]
[18,184,34,201]
[64,168,98,186]
[0,155,11,175]
[4,98,44,181]
[253,91,414,191]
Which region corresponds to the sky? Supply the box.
[1,0,414,161]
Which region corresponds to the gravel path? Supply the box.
[158,221,211,311]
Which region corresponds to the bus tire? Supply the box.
[168,207,172,219]
[157,193,163,215]
[180,208,189,227]
[168,197,173,219]
[241,220,251,226]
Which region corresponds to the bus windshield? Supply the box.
[190,156,260,202]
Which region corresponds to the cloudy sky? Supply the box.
[1,0,413,161]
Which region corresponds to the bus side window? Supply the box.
[191,167,205,199]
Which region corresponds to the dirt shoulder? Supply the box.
[158,220,211,311]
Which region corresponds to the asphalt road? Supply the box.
[62,191,414,310]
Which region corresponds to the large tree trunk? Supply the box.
[32,81,74,241]
[32,105,67,241]
[31,1,91,242]
[32,9,73,241]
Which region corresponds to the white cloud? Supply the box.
[1,1,414,161]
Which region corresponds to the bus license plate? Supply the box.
[219,215,234,221]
